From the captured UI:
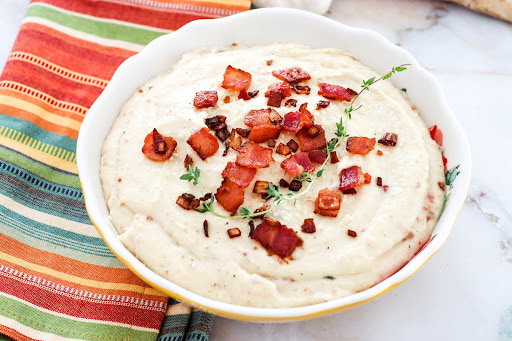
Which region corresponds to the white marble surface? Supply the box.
[1,0,512,340]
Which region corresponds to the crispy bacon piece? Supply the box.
[346,137,376,155]
[193,91,218,109]
[339,166,371,191]
[222,65,252,92]
[176,194,200,210]
[287,139,299,152]
[316,100,330,109]
[187,128,219,160]
[330,151,339,164]
[267,91,283,107]
[248,125,281,143]
[222,162,256,188]
[342,188,357,195]
[347,230,357,238]
[244,109,281,127]
[279,179,289,188]
[215,178,245,215]
[301,219,316,233]
[314,188,342,217]
[288,180,302,192]
[238,90,251,100]
[318,83,352,101]
[267,139,276,148]
[227,228,242,238]
[429,125,443,146]
[281,152,315,177]
[142,129,177,161]
[308,150,327,164]
[276,143,292,156]
[251,218,303,259]
[236,142,274,168]
[272,68,311,83]
[248,90,259,98]
[291,84,310,95]
[378,133,398,147]
[253,180,270,196]
[228,136,242,151]
[235,128,251,138]
[184,154,193,169]
[265,82,292,98]
[296,126,327,152]
[281,106,314,133]
[205,115,226,131]
[284,98,298,107]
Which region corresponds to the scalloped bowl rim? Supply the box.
[77,8,471,321]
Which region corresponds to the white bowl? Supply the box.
[77,8,471,322]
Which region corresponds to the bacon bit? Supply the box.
[216,128,230,142]
[301,219,316,233]
[429,125,443,146]
[266,60,273,66]
[316,100,330,109]
[215,178,245,215]
[377,177,383,186]
[248,125,281,143]
[222,65,252,91]
[347,230,357,238]
[339,166,371,191]
[267,91,283,107]
[298,103,314,127]
[267,139,276,148]
[193,91,218,109]
[238,89,251,100]
[291,84,311,95]
[297,126,327,152]
[176,194,200,210]
[222,162,257,188]
[308,150,327,164]
[318,83,353,101]
[342,188,357,195]
[378,133,398,147]
[235,128,251,138]
[138,89,143,93]
[284,98,298,107]
[265,82,292,97]
[229,129,236,142]
[227,228,241,239]
[272,68,311,83]
[279,179,289,188]
[314,188,342,217]
[383,185,389,192]
[249,220,255,237]
[253,204,269,217]
[276,143,292,156]
[223,96,231,103]
[364,173,372,184]
[199,193,212,202]
[187,128,219,160]
[142,129,177,161]
[346,137,376,155]
[287,139,299,152]
[330,151,339,164]
[347,88,358,96]
[228,136,242,151]
[438,181,446,191]
[203,220,209,238]
[281,106,314,133]
[253,180,270,195]
[205,115,227,131]
[184,154,193,169]
[281,152,315,177]
[377,150,383,156]
[236,142,274,168]
[117,178,122,183]
[251,218,304,259]
[249,90,259,98]
[288,180,302,192]
[307,125,322,138]
[244,108,281,127]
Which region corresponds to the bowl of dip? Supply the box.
[77,8,471,321]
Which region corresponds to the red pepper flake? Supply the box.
[266,60,273,66]
[301,219,316,233]
[249,220,255,237]
[330,151,339,164]
[377,150,383,156]
[142,128,177,161]
[194,91,218,109]
[272,68,311,83]
[288,180,302,192]
[284,98,298,107]
[224,96,231,103]
[316,100,330,109]
[117,178,122,183]
[376,177,383,186]
[429,125,443,146]
[314,188,342,217]
[342,188,357,195]
[267,90,283,107]
[276,143,292,156]
[290,84,311,95]
[279,179,289,188]
[227,228,241,238]
[176,194,200,210]
[203,220,209,238]
[138,89,143,93]
[347,229,357,238]
[184,154,193,169]
[346,137,376,155]
[378,133,398,147]
[383,185,389,192]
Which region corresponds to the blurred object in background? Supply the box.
[443,0,512,22]
[253,0,332,14]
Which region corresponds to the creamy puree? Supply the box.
[100,44,445,308]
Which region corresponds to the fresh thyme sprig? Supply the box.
[180,64,410,220]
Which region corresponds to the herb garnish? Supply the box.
[440,165,460,215]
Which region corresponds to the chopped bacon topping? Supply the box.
[193,91,218,109]
[342,188,357,195]
[236,142,274,168]
[238,90,251,100]
[314,188,342,217]
[267,139,276,148]
[316,100,330,109]
[244,109,281,127]
[301,219,316,233]
[273,68,311,84]
[318,83,352,101]
[339,166,371,191]
[184,154,193,169]
[248,90,259,98]
[281,152,315,177]
[308,150,327,164]
[222,65,252,91]
[346,137,376,155]
[291,84,311,95]
[253,181,271,199]
[296,125,327,152]
[276,143,292,156]
[248,125,281,143]
[330,151,339,164]
[142,129,177,161]
[267,91,283,107]
[378,133,398,147]
[235,128,250,138]
[281,104,314,133]
[279,179,289,188]
[265,82,292,98]
[284,98,298,107]
[176,193,200,210]
[227,228,242,238]
[429,125,443,146]
[347,230,357,238]
[187,128,219,160]
[228,136,242,151]
[288,179,302,192]
[251,218,303,259]
[222,162,256,188]
[215,178,245,215]
[287,139,299,152]
[205,115,226,131]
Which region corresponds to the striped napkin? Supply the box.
[0,1,250,340]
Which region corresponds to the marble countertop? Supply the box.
[1,0,511,340]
